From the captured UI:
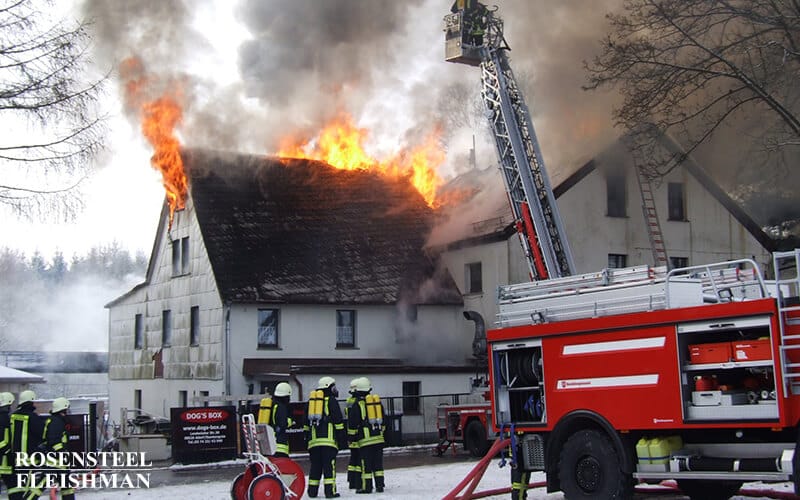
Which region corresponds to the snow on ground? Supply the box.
[74,458,794,499]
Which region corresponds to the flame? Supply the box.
[120,57,187,227]
[278,114,446,207]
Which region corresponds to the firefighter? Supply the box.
[269,382,292,457]
[27,397,74,500]
[8,390,45,500]
[0,392,15,496]
[305,376,345,498]
[345,378,361,490]
[347,377,385,494]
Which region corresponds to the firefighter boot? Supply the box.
[356,478,373,494]
[375,471,385,492]
[307,481,319,498]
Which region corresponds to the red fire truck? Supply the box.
[443,5,800,498]
[487,253,800,499]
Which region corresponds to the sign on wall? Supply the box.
[171,406,237,464]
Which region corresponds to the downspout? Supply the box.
[224,303,231,395]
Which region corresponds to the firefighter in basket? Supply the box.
[268,382,293,457]
[347,377,385,494]
[305,376,346,498]
[345,379,361,490]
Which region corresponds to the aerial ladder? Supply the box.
[444,3,574,280]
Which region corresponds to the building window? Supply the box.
[336,310,356,348]
[134,313,143,349]
[465,262,482,294]
[608,254,627,269]
[668,182,686,221]
[179,390,188,408]
[606,173,627,217]
[199,390,210,407]
[402,381,421,415]
[162,309,172,347]
[670,256,689,270]
[258,309,279,348]
[171,237,190,276]
[134,389,142,415]
[190,306,200,346]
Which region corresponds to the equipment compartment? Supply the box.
[677,316,778,421]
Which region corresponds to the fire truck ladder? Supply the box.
[445,9,574,280]
[774,249,800,395]
[634,164,669,267]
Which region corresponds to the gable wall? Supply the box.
[107,198,225,417]
[556,150,771,272]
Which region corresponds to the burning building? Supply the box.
[105,150,479,441]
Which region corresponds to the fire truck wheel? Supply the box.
[247,473,286,500]
[676,479,743,500]
[464,420,490,457]
[557,429,632,499]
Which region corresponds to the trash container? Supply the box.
[383,413,403,447]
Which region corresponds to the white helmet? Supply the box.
[51,397,70,414]
[0,392,14,408]
[318,376,335,389]
[349,378,359,393]
[355,377,372,393]
[18,390,36,405]
[274,382,292,397]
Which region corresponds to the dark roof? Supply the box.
[184,150,462,305]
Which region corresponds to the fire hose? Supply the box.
[442,437,800,500]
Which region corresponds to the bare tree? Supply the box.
[0,0,106,220]
[585,0,800,179]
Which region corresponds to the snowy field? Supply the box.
[73,458,795,499]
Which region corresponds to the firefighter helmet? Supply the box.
[355,377,372,392]
[51,397,70,414]
[318,376,335,389]
[274,382,292,397]
[0,392,14,408]
[18,390,36,405]
[349,378,360,393]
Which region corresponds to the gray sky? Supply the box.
[0,0,622,260]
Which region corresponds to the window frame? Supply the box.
[162,309,172,347]
[465,261,483,294]
[257,309,280,349]
[134,313,143,349]
[670,256,689,270]
[606,172,627,218]
[667,182,686,221]
[190,306,200,346]
[402,381,421,415]
[181,236,190,274]
[336,309,356,348]
[608,253,628,269]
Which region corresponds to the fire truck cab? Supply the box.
[488,250,800,499]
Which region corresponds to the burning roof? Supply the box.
[183,150,462,305]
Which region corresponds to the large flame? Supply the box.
[121,57,187,227]
[278,114,445,207]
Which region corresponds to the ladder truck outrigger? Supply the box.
[443,3,800,500]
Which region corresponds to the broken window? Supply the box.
[465,262,482,294]
[337,310,356,348]
[258,309,279,348]
[134,313,143,349]
[606,172,627,217]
